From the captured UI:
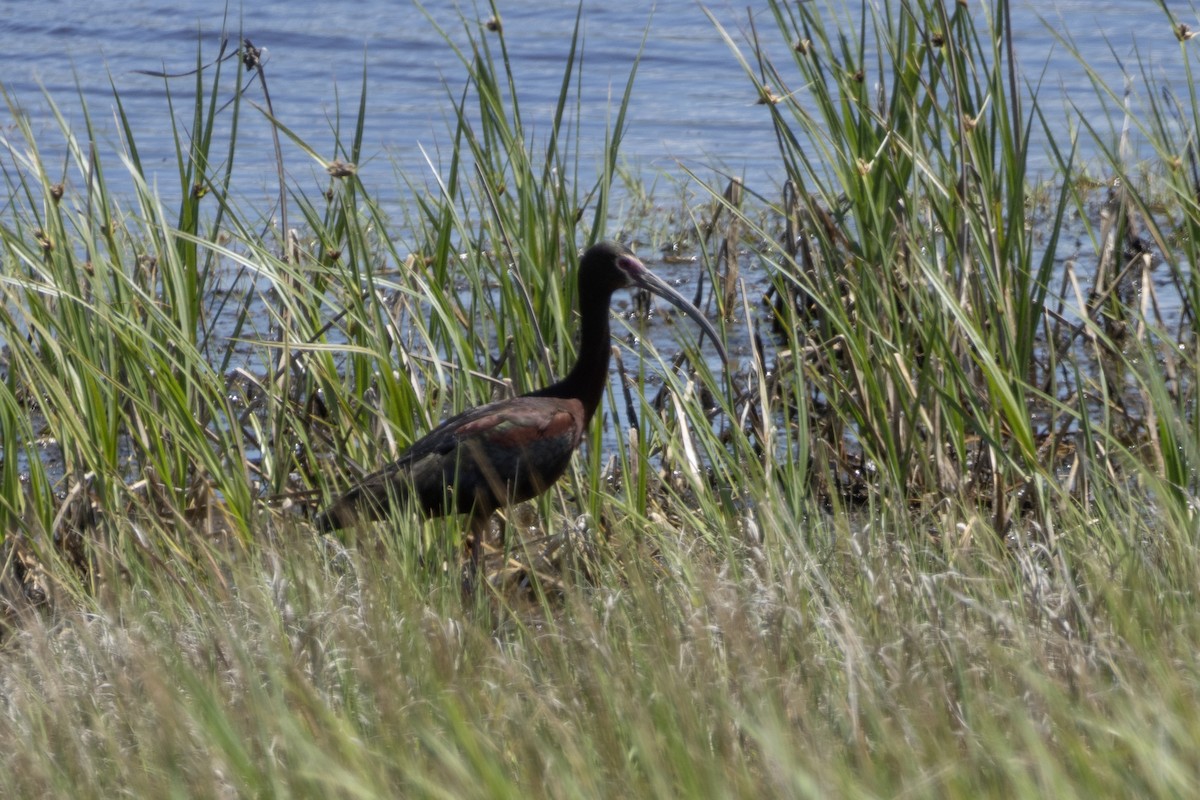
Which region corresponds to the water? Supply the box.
[0,1,1189,471]
[1,1,1184,200]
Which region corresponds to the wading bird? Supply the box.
[314,241,725,565]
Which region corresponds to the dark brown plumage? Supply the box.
[314,241,724,552]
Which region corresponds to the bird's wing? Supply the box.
[315,396,586,531]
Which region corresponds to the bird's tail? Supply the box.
[312,499,355,534]
[313,470,408,533]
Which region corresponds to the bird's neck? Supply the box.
[527,296,613,424]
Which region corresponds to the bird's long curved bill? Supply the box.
[631,268,729,365]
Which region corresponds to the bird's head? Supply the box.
[578,240,643,296]
[578,240,727,363]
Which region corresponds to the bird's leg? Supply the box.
[461,513,491,596]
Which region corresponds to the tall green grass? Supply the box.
[1,1,1199,797]
[696,0,1198,548]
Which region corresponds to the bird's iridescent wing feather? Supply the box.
[315,396,585,531]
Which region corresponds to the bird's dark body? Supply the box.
[314,241,724,543]
[315,396,585,532]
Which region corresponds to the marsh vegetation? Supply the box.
[1,1,1199,796]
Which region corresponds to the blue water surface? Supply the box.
[1,1,1186,204]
